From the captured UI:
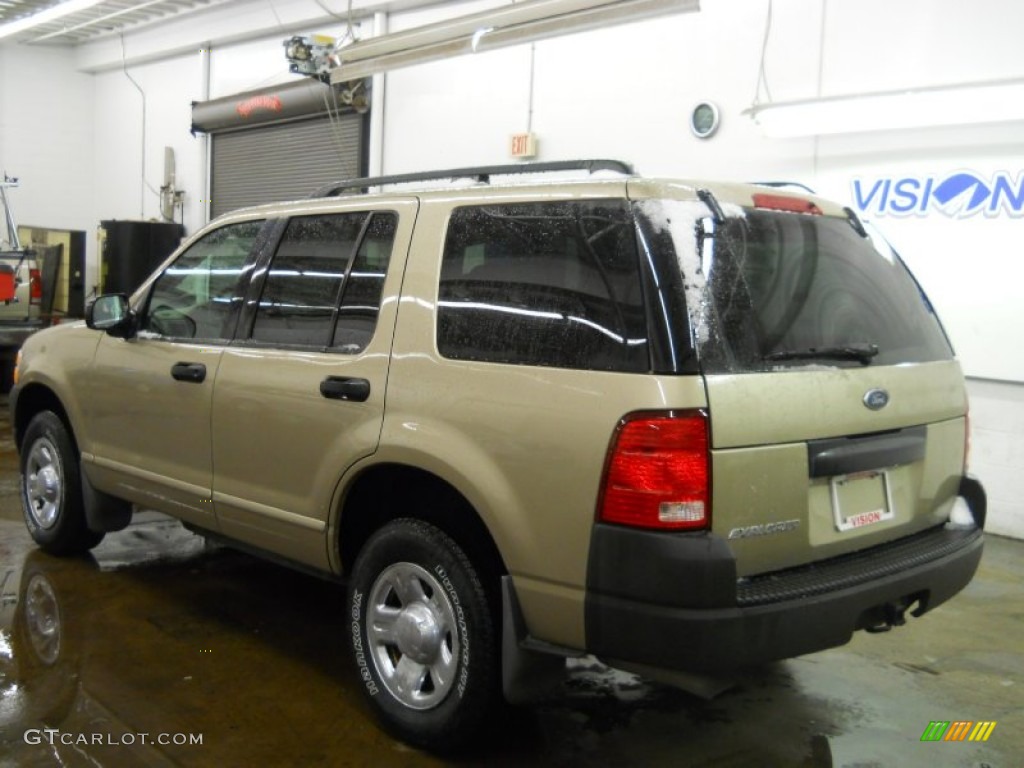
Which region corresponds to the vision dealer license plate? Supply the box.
[829,469,895,532]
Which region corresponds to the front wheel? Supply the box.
[20,411,104,556]
[347,518,499,751]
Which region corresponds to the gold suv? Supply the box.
[11,160,986,750]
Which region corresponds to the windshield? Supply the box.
[639,201,954,373]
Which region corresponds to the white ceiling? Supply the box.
[0,0,228,45]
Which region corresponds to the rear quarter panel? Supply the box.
[377,188,707,650]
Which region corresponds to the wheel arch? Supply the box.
[336,463,509,596]
[14,383,77,452]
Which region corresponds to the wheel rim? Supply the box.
[25,437,63,530]
[367,562,460,711]
[25,573,61,665]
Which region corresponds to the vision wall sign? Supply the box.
[852,171,1024,218]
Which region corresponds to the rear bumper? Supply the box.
[584,477,985,674]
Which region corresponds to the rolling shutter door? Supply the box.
[211,114,363,218]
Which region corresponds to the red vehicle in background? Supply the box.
[0,176,44,392]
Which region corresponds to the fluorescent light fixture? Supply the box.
[0,0,108,41]
[331,0,699,83]
[745,78,1024,138]
[30,0,170,43]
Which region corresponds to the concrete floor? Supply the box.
[0,397,1021,768]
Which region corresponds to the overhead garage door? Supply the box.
[192,79,367,219]
[210,115,363,217]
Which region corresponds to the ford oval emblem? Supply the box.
[863,388,890,411]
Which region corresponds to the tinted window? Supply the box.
[251,211,397,351]
[333,213,397,352]
[437,201,648,372]
[691,210,953,373]
[140,220,261,340]
[252,213,367,347]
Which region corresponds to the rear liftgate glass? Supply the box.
[636,192,960,578]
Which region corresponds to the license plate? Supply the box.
[829,470,895,532]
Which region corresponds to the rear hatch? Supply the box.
[635,186,967,578]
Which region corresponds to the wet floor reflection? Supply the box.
[0,517,840,767]
[0,394,1021,766]
[0,521,396,767]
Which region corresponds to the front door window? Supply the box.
[140,220,263,341]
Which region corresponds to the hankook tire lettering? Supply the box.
[350,590,379,696]
[434,564,470,698]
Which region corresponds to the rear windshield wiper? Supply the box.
[763,343,879,365]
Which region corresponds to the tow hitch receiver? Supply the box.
[863,595,923,633]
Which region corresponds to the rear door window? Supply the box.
[437,200,649,372]
[333,213,397,353]
[249,211,398,351]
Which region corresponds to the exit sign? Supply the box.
[510,132,538,158]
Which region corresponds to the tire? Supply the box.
[347,518,499,752]
[20,411,104,556]
[0,355,14,394]
[11,553,84,726]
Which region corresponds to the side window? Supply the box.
[140,220,262,340]
[437,200,649,372]
[251,211,398,352]
[333,213,397,352]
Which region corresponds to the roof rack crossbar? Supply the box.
[312,159,634,197]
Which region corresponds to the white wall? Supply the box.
[93,51,205,224]
[2,0,1022,536]
[380,0,822,179]
[88,50,206,294]
[967,379,1024,538]
[0,43,95,267]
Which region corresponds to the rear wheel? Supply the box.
[347,518,499,752]
[20,411,104,555]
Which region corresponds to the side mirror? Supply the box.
[86,294,136,339]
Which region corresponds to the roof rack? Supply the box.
[312,159,634,197]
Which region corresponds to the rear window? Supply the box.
[641,201,954,373]
[437,200,649,372]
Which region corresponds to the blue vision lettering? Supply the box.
[851,171,1024,218]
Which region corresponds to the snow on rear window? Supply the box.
[635,198,744,346]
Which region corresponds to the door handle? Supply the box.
[171,362,207,383]
[320,376,371,402]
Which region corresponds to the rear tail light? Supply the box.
[598,411,710,531]
[29,268,42,304]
